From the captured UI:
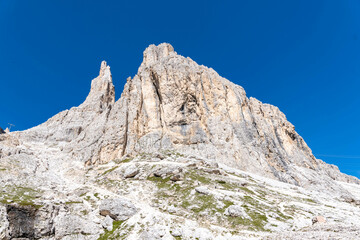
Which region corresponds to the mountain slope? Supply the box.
[0,43,359,239]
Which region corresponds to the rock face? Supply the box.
[16,43,358,188]
[1,43,360,239]
[6,205,36,239]
[99,198,137,221]
[224,205,250,219]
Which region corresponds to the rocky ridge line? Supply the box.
[17,43,358,189]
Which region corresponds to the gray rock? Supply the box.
[170,174,182,182]
[101,215,113,231]
[54,214,101,238]
[170,228,182,237]
[0,205,9,240]
[99,198,137,221]
[1,43,360,239]
[124,165,139,178]
[195,186,210,195]
[167,205,177,213]
[6,205,36,239]
[153,165,180,178]
[224,205,250,219]
[140,227,167,240]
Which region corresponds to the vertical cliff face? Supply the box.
[111,43,357,186]
[1,43,360,239]
[11,43,358,187]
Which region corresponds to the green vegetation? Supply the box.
[80,209,88,215]
[0,186,42,209]
[97,221,134,240]
[97,221,124,240]
[101,166,119,176]
[161,149,184,158]
[303,198,316,204]
[275,210,292,221]
[65,201,83,204]
[147,169,274,231]
[114,157,133,164]
[239,187,255,195]
[143,160,306,232]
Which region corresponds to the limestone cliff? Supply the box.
[19,43,356,187]
[1,43,360,240]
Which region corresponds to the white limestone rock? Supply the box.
[224,205,250,219]
[99,198,137,221]
[0,205,9,240]
[1,43,360,240]
[123,165,140,178]
[195,186,210,195]
[53,214,101,239]
[101,215,114,231]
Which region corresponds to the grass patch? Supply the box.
[97,221,124,240]
[240,187,255,195]
[190,193,217,214]
[186,171,211,184]
[161,150,184,158]
[0,186,42,209]
[102,166,119,176]
[114,158,133,164]
[226,208,268,231]
[146,166,278,232]
[65,201,83,204]
[276,210,293,221]
[303,198,316,204]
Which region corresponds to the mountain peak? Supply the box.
[79,60,115,111]
[142,43,175,66]
[99,60,110,77]
[2,43,360,239]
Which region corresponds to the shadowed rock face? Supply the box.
[0,127,5,134]
[6,205,36,239]
[12,43,359,188]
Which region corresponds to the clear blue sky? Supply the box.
[1,0,360,178]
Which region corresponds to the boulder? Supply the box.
[99,198,137,221]
[224,205,250,219]
[101,215,114,231]
[124,165,139,178]
[54,214,101,238]
[153,165,181,178]
[170,174,182,182]
[312,216,326,225]
[195,186,210,195]
[140,227,167,240]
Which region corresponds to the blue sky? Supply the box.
[1,0,360,177]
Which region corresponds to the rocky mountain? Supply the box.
[0,43,359,239]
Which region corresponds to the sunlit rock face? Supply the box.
[10,43,358,187]
[1,43,359,239]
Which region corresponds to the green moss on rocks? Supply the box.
[0,186,42,209]
[101,166,119,176]
[97,221,124,240]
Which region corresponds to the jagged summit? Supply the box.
[142,43,176,66]
[16,43,359,186]
[80,60,115,111]
[1,43,360,239]
[99,60,110,76]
